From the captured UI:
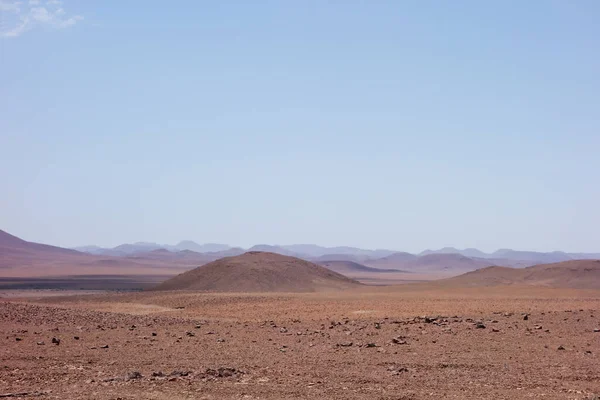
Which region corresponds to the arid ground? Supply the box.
[2,285,600,400]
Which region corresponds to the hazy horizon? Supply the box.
[9,229,600,256]
[2,1,599,253]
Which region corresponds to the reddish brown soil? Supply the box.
[1,286,600,399]
[153,252,360,292]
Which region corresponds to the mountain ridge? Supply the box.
[72,241,600,262]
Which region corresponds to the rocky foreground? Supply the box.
[1,291,600,399]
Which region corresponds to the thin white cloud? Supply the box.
[0,0,82,38]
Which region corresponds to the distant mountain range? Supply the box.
[73,241,233,256]
[73,242,600,264]
[417,247,600,263]
[2,229,600,282]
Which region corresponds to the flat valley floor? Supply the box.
[1,286,600,399]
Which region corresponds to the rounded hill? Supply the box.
[152,251,361,292]
[444,260,600,289]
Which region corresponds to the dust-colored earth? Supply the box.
[2,285,600,400]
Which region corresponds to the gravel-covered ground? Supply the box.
[1,287,600,399]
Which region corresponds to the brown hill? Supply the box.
[0,229,196,278]
[0,229,82,258]
[365,252,417,269]
[153,252,361,292]
[445,260,600,289]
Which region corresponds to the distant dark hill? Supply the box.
[314,253,371,263]
[445,260,600,289]
[110,242,164,256]
[366,252,492,273]
[419,247,489,258]
[410,253,494,272]
[319,260,406,275]
[367,252,417,269]
[153,252,360,292]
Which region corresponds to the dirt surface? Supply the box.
[2,286,600,399]
[153,252,360,292]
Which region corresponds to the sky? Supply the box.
[1,0,599,252]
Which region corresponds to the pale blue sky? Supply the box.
[1,1,599,252]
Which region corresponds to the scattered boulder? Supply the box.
[388,365,409,375]
[202,367,243,379]
[475,323,486,329]
[127,371,143,380]
[51,337,60,345]
[557,345,565,351]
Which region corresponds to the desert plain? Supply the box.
[1,230,600,399]
[2,284,600,400]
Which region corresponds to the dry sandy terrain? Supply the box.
[2,286,600,400]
